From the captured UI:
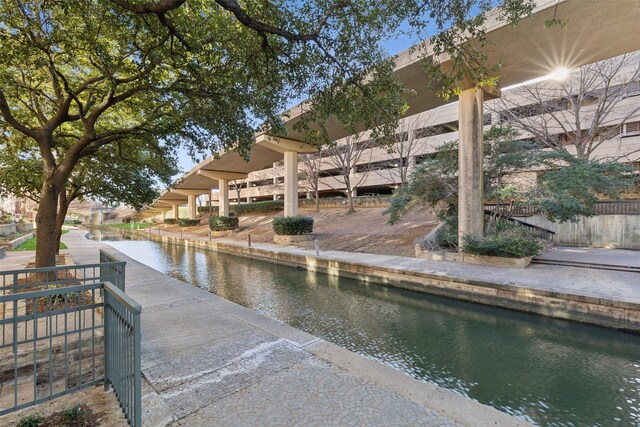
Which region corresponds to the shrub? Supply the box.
[164,218,177,225]
[435,216,458,248]
[464,224,544,258]
[209,216,239,231]
[197,206,218,214]
[272,216,314,235]
[234,200,284,216]
[178,218,200,227]
[17,415,42,427]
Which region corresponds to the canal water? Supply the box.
[91,230,640,426]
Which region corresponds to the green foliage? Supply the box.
[62,404,84,423]
[533,152,634,222]
[234,201,284,216]
[272,216,314,235]
[17,414,42,427]
[106,222,150,229]
[0,214,12,224]
[386,124,633,225]
[386,126,528,223]
[197,206,217,214]
[464,222,544,258]
[209,216,239,231]
[435,216,459,248]
[178,219,200,227]
[163,219,177,225]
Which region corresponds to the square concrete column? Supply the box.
[284,151,298,217]
[458,88,485,250]
[188,194,197,220]
[172,203,180,220]
[218,179,230,217]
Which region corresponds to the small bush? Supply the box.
[272,216,314,235]
[17,415,42,427]
[234,200,284,216]
[164,218,177,225]
[209,216,239,231]
[464,228,544,258]
[197,206,218,214]
[435,216,458,248]
[178,218,200,227]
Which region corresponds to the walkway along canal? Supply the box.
[89,228,640,426]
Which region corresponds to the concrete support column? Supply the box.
[219,179,230,217]
[172,203,180,220]
[284,151,298,217]
[458,88,485,250]
[188,195,197,220]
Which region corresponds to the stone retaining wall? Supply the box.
[127,230,640,333]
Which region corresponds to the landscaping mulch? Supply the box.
[17,404,97,427]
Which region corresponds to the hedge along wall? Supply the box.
[300,195,391,209]
[201,196,390,217]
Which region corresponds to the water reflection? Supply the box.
[92,231,640,426]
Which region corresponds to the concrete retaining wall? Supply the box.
[0,223,16,235]
[15,223,34,234]
[525,214,640,249]
[2,233,34,250]
[127,230,640,333]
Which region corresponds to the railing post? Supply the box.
[104,292,110,391]
[133,311,142,427]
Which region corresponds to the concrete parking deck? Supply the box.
[55,230,526,427]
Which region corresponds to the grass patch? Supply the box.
[15,230,69,251]
[106,222,152,229]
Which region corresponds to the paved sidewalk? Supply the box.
[535,246,640,268]
[58,230,525,427]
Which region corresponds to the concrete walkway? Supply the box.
[56,230,526,427]
[535,245,640,268]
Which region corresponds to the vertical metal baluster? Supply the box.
[64,292,68,391]
[92,288,96,384]
[33,297,37,404]
[13,273,19,412]
[104,292,109,391]
[134,308,141,427]
[78,290,83,387]
[48,295,53,398]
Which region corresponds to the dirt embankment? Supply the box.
[160,207,437,257]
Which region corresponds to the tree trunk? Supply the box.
[35,182,61,267]
[314,186,319,213]
[54,198,72,255]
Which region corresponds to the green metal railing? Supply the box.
[99,250,126,291]
[0,259,141,427]
[104,282,141,427]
